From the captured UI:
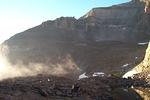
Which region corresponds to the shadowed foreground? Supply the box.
[0,74,149,100]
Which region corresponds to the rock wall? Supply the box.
[40,0,149,43]
[133,42,150,72]
[80,0,149,42]
[82,7,140,24]
[123,42,150,78]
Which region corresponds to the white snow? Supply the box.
[137,42,149,45]
[135,57,138,59]
[131,86,134,89]
[122,27,126,30]
[123,89,128,92]
[78,72,106,80]
[122,70,138,78]
[78,73,88,80]
[93,72,105,77]
[121,63,129,68]
[48,79,50,82]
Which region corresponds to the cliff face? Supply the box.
[82,0,142,21]
[123,42,150,79]
[1,0,150,78]
[80,0,148,42]
[140,42,150,69]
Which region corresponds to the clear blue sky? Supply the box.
[0,0,130,19]
[0,0,130,43]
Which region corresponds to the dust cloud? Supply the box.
[0,45,81,80]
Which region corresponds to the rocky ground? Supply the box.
[0,74,149,100]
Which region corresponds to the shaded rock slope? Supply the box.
[1,0,150,78]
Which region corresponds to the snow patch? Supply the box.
[137,42,149,45]
[78,73,88,80]
[93,72,105,77]
[78,72,106,80]
[48,79,50,82]
[131,86,134,89]
[123,89,128,92]
[122,70,138,78]
[135,57,138,60]
[121,63,129,68]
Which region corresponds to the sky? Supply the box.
[0,0,130,44]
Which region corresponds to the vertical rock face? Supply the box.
[123,42,150,78]
[134,42,150,72]
[144,0,150,13]
[142,43,150,68]
[80,0,149,42]
[143,0,150,13]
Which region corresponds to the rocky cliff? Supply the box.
[123,0,150,79]
[1,0,150,78]
[123,42,150,79]
[81,0,148,42]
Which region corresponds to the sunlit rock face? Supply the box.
[144,0,150,13]
[123,42,150,78]
[145,0,150,14]
[134,89,150,100]
[141,42,150,68]
[80,0,148,42]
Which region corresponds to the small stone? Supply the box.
[39,89,48,97]
[56,90,63,96]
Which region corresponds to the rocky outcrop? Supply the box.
[144,0,150,13]
[82,0,142,21]
[81,0,150,42]
[80,0,147,42]
[123,42,150,78]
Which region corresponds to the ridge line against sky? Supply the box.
[0,0,130,44]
